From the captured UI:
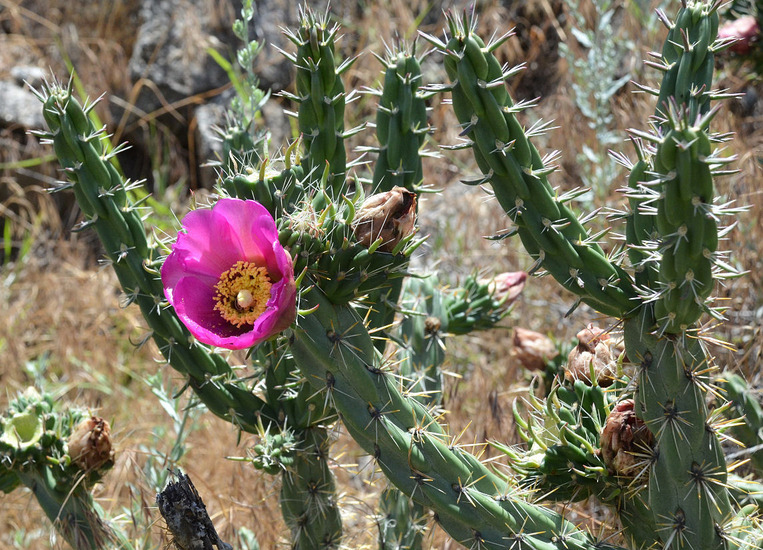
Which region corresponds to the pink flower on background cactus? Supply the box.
[162,198,296,350]
[487,271,527,308]
[718,15,760,55]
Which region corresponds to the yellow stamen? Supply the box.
[213,261,272,327]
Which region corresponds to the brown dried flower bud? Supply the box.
[352,186,416,252]
[486,271,527,308]
[67,416,113,471]
[511,328,558,371]
[600,399,653,476]
[565,324,616,386]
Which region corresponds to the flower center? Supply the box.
[213,261,272,328]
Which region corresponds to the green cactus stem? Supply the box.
[281,5,358,195]
[370,44,430,194]
[720,373,763,476]
[255,345,343,548]
[625,310,733,549]
[35,82,278,435]
[624,0,726,303]
[422,12,637,319]
[290,287,624,550]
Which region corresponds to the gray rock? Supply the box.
[0,81,46,129]
[10,66,47,88]
[249,0,297,91]
[127,0,234,130]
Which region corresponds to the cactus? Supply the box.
[280,5,358,195]
[34,1,763,549]
[0,388,122,549]
[369,43,431,194]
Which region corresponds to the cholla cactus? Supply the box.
[0,388,120,549]
[34,1,763,549]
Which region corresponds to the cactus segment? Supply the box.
[37,83,278,434]
[720,373,763,476]
[285,6,349,195]
[289,288,624,550]
[651,108,719,333]
[625,310,733,549]
[654,1,719,123]
[625,2,721,306]
[372,45,429,193]
[426,13,637,319]
[279,427,342,549]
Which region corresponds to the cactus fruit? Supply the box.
[1,388,119,549]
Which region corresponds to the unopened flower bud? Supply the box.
[565,324,616,386]
[600,399,653,476]
[718,15,760,55]
[486,271,527,308]
[352,186,416,253]
[67,416,113,471]
[511,328,558,371]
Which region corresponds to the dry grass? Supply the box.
[1,0,761,548]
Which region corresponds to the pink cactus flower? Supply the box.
[718,15,760,55]
[162,198,296,350]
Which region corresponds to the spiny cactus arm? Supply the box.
[371,44,430,193]
[624,1,731,314]
[650,0,721,123]
[648,104,726,334]
[36,82,277,434]
[249,345,343,548]
[377,276,446,549]
[422,12,637,319]
[289,287,625,550]
[625,311,735,550]
[281,5,355,195]
[279,426,343,549]
[720,373,763,476]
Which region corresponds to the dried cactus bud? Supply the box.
[352,186,416,252]
[718,15,760,55]
[67,416,113,471]
[486,271,527,308]
[511,328,558,371]
[600,399,653,476]
[565,324,616,386]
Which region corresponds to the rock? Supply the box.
[248,0,297,91]
[126,0,235,132]
[0,80,46,129]
[10,66,47,88]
